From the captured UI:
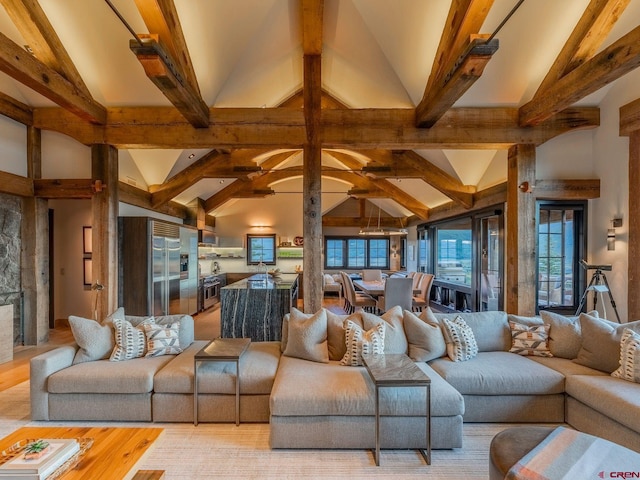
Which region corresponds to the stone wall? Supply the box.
[0,193,22,345]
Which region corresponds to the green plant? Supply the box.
[24,440,49,454]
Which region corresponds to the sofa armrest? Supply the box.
[30,345,77,420]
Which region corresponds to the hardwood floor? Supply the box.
[0,295,347,394]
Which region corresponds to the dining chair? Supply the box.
[362,269,383,282]
[411,272,424,291]
[340,271,376,314]
[322,272,343,303]
[376,277,413,313]
[412,273,434,312]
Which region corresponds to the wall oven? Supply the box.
[201,275,221,310]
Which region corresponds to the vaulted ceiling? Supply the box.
[1,0,639,226]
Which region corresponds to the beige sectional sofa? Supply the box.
[30,306,640,453]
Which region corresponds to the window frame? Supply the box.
[323,236,392,270]
[246,234,277,265]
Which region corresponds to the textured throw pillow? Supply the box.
[283,308,329,363]
[327,310,357,361]
[110,317,149,361]
[574,313,640,373]
[69,315,115,364]
[508,321,552,357]
[540,310,597,359]
[360,306,407,354]
[142,319,182,357]
[403,309,446,362]
[507,314,543,327]
[612,328,640,383]
[441,316,478,362]
[340,319,385,366]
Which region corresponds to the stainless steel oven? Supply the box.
[202,275,221,310]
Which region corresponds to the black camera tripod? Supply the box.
[575,267,620,323]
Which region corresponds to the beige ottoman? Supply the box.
[489,426,555,480]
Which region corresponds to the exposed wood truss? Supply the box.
[0,91,32,125]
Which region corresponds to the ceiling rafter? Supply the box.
[415,0,496,127]
[0,31,106,124]
[520,1,635,127]
[0,90,33,125]
[132,0,209,127]
[301,0,324,56]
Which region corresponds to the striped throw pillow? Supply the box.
[110,317,149,361]
[340,320,385,366]
[442,316,478,362]
[509,321,552,357]
[612,328,640,383]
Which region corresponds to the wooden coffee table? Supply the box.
[0,426,163,480]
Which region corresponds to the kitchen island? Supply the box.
[220,273,299,341]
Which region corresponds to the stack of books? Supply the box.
[0,439,80,480]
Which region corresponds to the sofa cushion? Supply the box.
[508,321,552,357]
[442,316,478,362]
[270,355,464,417]
[540,310,597,359]
[283,308,328,363]
[435,311,510,352]
[507,314,543,327]
[110,317,149,361]
[403,309,446,362]
[69,315,114,364]
[48,355,174,394]
[340,320,385,366]
[154,341,281,395]
[611,328,640,383]
[142,319,183,357]
[574,313,640,373]
[527,356,607,377]
[429,351,565,395]
[566,374,640,435]
[361,306,408,354]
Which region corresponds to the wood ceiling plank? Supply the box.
[0,0,93,99]
[535,0,630,96]
[30,106,599,148]
[620,98,640,136]
[520,24,640,127]
[301,0,324,55]
[0,32,106,124]
[0,91,32,125]
[0,170,33,196]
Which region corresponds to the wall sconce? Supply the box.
[391,244,398,258]
[607,218,623,251]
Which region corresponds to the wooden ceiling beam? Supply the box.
[0,91,33,125]
[0,0,93,99]
[119,181,190,218]
[0,32,106,124]
[520,24,640,127]
[322,216,406,228]
[202,178,252,213]
[33,178,94,198]
[0,170,33,196]
[533,179,600,199]
[369,178,430,220]
[416,0,495,127]
[131,35,209,128]
[32,106,600,149]
[301,0,324,55]
[620,97,640,136]
[535,0,630,96]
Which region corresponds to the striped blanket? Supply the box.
[506,426,640,480]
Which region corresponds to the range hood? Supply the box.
[198,229,217,246]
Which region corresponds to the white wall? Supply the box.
[0,116,27,176]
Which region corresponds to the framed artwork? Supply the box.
[83,226,92,254]
[83,258,92,286]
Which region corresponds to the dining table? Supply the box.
[353,279,421,297]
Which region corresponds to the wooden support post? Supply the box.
[91,145,119,320]
[629,130,640,319]
[506,144,537,315]
[303,54,322,313]
[21,126,49,344]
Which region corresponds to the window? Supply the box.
[537,203,586,312]
[246,234,276,265]
[324,236,391,270]
[435,218,472,286]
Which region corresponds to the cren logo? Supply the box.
[599,472,605,479]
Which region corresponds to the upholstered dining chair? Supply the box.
[376,277,413,313]
[362,269,383,282]
[340,271,376,314]
[412,273,434,311]
[322,272,343,303]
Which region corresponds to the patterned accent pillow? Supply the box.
[509,321,553,357]
[612,328,640,383]
[441,316,478,362]
[340,319,385,367]
[143,319,183,357]
[110,317,149,361]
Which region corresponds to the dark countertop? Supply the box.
[222,273,298,290]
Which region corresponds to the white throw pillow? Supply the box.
[69,315,115,364]
[360,306,407,354]
[283,308,329,363]
[143,319,183,357]
[441,316,478,362]
[403,309,446,362]
[340,319,385,367]
[612,328,640,383]
[508,321,552,357]
[110,317,150,361]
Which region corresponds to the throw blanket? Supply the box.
[506,426,640,480]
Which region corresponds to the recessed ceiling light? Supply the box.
[219,180,224,184]
[188,153,195,159]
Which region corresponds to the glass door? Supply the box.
[478,214,503,311]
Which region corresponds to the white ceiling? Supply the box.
[1,0,639,216]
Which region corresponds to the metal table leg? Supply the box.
[193,359,199,426]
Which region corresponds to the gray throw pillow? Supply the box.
[361,306,407,354]
[283,308,329,363]
[574,313,640,373]
[327,310,358,361]
[69,315,115,364]
[540,310,597,359]
[403,309,446,362]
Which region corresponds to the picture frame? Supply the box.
[83,226,92,254]
[83,258,92,286]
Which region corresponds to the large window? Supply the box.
[324,236,391,270]
[435,218,472,286]
[246,234,276,265]
[537,203,586,312]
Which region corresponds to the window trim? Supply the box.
[323,236,392,270]
[246,234,277,265]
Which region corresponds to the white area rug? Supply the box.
[0,381,520,479]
